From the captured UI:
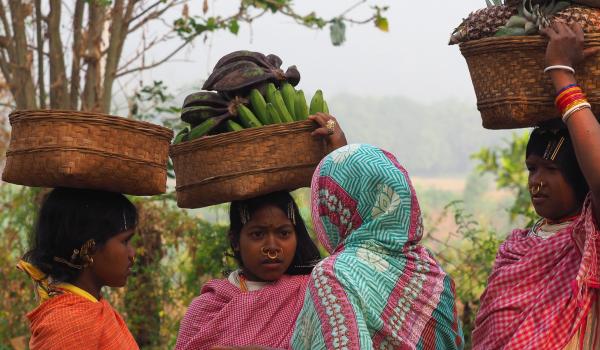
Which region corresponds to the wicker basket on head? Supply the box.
[460,33,600,129]
[2,110,173,195]
[170,120,327,208]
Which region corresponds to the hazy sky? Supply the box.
[134,0,486,103]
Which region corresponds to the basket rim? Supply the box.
[169,119,318,156]
[175,161,319,191]
[459,33,600,54]
[9,109,174,139]
[5,146,168,169]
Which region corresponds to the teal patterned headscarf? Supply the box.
[292,144,464,349]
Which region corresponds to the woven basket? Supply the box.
[2,110,173,195]
[170,120,327,208]
[460,34,600,129]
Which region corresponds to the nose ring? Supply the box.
[530,181,543,195]
[261,246,282,260]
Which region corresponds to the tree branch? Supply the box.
[0,1,15,66]
[127,0,181,35]
[69,0,85,110]
[34,0,45,108]
[115,34,197,78]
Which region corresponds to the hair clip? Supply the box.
[240,204,250,225]
[53,239,96,270]
[288,201,296,225]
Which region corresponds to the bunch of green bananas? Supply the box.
[226,83,329,132]
[173,51,330,144]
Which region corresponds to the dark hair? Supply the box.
[526,127,589,204]
[24,187,138,283]
[229,191,321,275]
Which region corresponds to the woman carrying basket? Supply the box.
[175,114,347,350]
[472,21,600,350]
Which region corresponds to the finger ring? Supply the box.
[326,120,336,135]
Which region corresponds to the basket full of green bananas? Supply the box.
[450,0,600,129]
[170,50,330,208]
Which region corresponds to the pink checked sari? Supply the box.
[174,274,309,350]
[472,195,600,350]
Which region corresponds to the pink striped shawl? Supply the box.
[175,274,309,350]
[472,195,600,350]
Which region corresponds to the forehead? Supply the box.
[526,153,554,165]
[246,204,290,225]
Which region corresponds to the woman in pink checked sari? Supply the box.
[472,22,600,350]
[174,114,347,350]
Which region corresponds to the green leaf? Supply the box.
[228,19,240,35]
[329,18,346,46]
[375,16,389,32]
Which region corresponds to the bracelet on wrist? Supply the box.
[544,65,575,74]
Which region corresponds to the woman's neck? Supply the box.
[72,272,102,300]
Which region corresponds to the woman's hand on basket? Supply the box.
[540,21,600,69]
[309,113,348,152]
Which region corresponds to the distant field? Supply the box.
[412,176,465,193]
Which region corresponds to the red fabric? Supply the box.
[27,293,138,350]
[472,196,600,350]
[175,274,309,350]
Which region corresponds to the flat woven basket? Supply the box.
[170,120,327,208]
[460,33,600,129]
[2,110,173,195]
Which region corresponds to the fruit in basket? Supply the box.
[309,90,325,115]
[449,3,517,44]
[270,90,295,123]
[266,54,283,68]
[189,116,228,140]
[266,103,283,124]
[173,127,190,144]
[226,120,244,132]
[449,0,600,44]
[280,83,297,121]
[183,91,229,109]
[237,104,264,128]
[181,105,230,126]
[294,90,309,120]
[249,89,271,124]
[284,66,301,87]
[174,50,333,141]
[202,50,301,95]
[213,51,272,71]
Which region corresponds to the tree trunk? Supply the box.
[8,0,35,109]
[69,0,85,110]
[48,0,69,109]
[81,2,105,112]
[34,0,46,109]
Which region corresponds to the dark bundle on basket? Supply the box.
[170,50,331,208]
[450,0,600,129]
[2,110,173,195]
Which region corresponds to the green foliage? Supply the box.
[0,185,40,346]
[425,201,502,349]
[330,18,346,46]
[173,1,388,46]
[471,132,537,225]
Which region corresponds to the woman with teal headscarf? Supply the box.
[291,144,464,349]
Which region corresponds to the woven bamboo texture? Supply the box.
[460,34,600,129]
[2,110,173,195]
[170,120,327,208]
